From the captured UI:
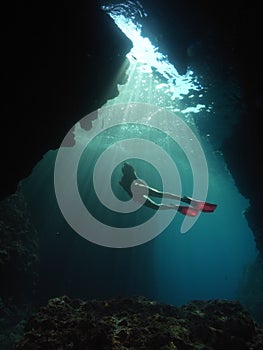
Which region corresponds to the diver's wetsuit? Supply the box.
[119,163,138,197]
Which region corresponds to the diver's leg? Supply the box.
[134,180,181,200]
[149,190,217,212]
[147,186,181,200]
[135,183,217,212]
[143,197,175,210]
[144,197,198,216]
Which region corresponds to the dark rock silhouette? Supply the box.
[0,190,39,349]
[2,0,132,200]
[0,190,39,304]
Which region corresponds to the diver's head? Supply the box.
[122,162,136,176]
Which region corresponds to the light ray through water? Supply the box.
[91,1,259,305]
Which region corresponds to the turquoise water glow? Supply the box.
[97,3,258,303]
[21,1,258,306]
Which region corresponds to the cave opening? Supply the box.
[19,0,259,309]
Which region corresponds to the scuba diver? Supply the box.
[119,162,217,217]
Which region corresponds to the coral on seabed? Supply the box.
[15,295,263,350]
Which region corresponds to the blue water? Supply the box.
[21,125,257,306]
[21,1,258,308]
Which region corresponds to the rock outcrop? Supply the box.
[2,0,132,200]
[0,190,39,304]
[15,295,263,349]
[0,190,39,349]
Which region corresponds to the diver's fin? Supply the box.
[201,203,217,212]
[178,206,199,217]
[184,197,217,212]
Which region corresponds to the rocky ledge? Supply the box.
[15,295,263,350]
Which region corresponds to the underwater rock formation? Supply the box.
[237,255,263,326]
[15,295,263,349]
[0,298,33,350]
[0,190,39,303]
[2,0,132,200]
[0,190,39,349]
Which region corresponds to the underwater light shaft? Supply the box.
[96,1,258,304]
[104,7,203,105]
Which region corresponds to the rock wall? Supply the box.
[1,5,132,347]
[2,0,132,199]
[138,0,263,256]
[0,190,39,349]
[0,190,39,303]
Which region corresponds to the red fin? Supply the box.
[202,203,217,212]
[179,206,199,217]
[187,198,217,212]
